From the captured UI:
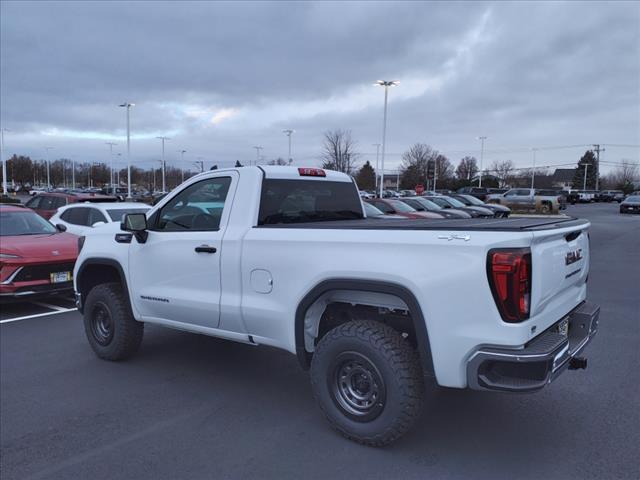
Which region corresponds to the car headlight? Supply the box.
[0,253,21,259]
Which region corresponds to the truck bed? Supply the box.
[257,216,588,231]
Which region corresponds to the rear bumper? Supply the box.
[0,281,74,301]
[466,301,599,392]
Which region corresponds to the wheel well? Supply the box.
[77,262,125,304]
[295,280,435,378]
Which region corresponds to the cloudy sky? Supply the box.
[1,1,639,174]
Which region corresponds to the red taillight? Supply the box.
[487,248,532,322]
[298,167,326,177]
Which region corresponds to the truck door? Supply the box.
[128,173,238,328]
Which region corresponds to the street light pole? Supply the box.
[477,136,487,187]
[44,146,54,190]
[372,143,381,193]
[106,142,117,189]
[0,128,8,195]
[119,102,134,199]
[375,80,399,198]
[116,153,122,184]
[156,136,170,192]
[72,158,75,189]
[282,130,294,164]
[179,149,186,183]
[253,146,263,166]
[531,147,538,189]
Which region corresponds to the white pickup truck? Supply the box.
[74,166,599,446]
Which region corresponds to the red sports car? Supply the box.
[0,204,78,300]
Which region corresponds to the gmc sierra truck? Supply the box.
[74,166,600,446]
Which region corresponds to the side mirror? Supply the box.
[55,223,67,232]
[121,213,148,243]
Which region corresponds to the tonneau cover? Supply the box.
[256,216,588,232]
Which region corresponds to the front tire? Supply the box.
[310,320,424,446]
[83,282,143,361]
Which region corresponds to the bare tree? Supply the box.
[602,159,639,193]
[399,143,440,188]
[321,129,359,174]
[455,156,478,181]
[268,158,289,166]
[490,160,515,187]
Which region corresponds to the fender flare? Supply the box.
[76,257,129,313]
[295,279,435,378]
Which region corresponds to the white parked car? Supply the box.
[49,202,150,236]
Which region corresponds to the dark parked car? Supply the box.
[456,186,489,201]
[598,190,625,203]
[400,197,471,218]
[619,195,640,214]
[25,192,118,219]
[451,194,511,217]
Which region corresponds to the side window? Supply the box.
[39,196,55,210]
[53,197,67,209]
[155,177,232,231]
[88,208,107,225]
[26,196,41,209]
[62,207,90,225]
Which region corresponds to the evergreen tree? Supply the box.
[355,161,376,190]
[572,150,598,189]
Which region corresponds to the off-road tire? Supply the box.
[83,282,143,361]
[310,320,424,447]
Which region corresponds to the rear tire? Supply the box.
[83,282,143,361]
[310,320,424,446]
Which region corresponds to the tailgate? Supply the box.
[529,220,590,317]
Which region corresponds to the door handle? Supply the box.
[195,245,217,254]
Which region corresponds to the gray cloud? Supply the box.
[1,1,638,172]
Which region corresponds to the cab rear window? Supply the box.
[258,179,363,225]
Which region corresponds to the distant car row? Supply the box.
[364,194,510,220]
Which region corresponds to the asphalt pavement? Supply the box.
[1,202,639,480]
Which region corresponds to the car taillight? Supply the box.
[487,248,531,322]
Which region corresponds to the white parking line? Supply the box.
[0,308,78,324]
[32,301,71,312]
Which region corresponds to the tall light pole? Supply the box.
[476,136,487,187]
[71,158,75,189]
[115,153,122,185]
[375,80,399,198]
[282,130,294,164]
[156,136,170,192]
[253,146,263,166]
[119,102,134,199]
[372,143,381,194]
[179,149,187,183]
[531,147,538,189]
[44,146,54,190]
[0,128,8,195]
[106,142,117,189]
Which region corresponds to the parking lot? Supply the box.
[1,202,638,480]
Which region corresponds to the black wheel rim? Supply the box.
[90,301,114,346]
[330,351,386,422]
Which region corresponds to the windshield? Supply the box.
[625,196,640,202]
[363,202,384,216]
[413,197,441,210]
[107,208,150,222]
[0,210,58,236]
[441,196,466,208]
[258,179,364,225]
[459,195,484,206]
[387,200,416,212]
